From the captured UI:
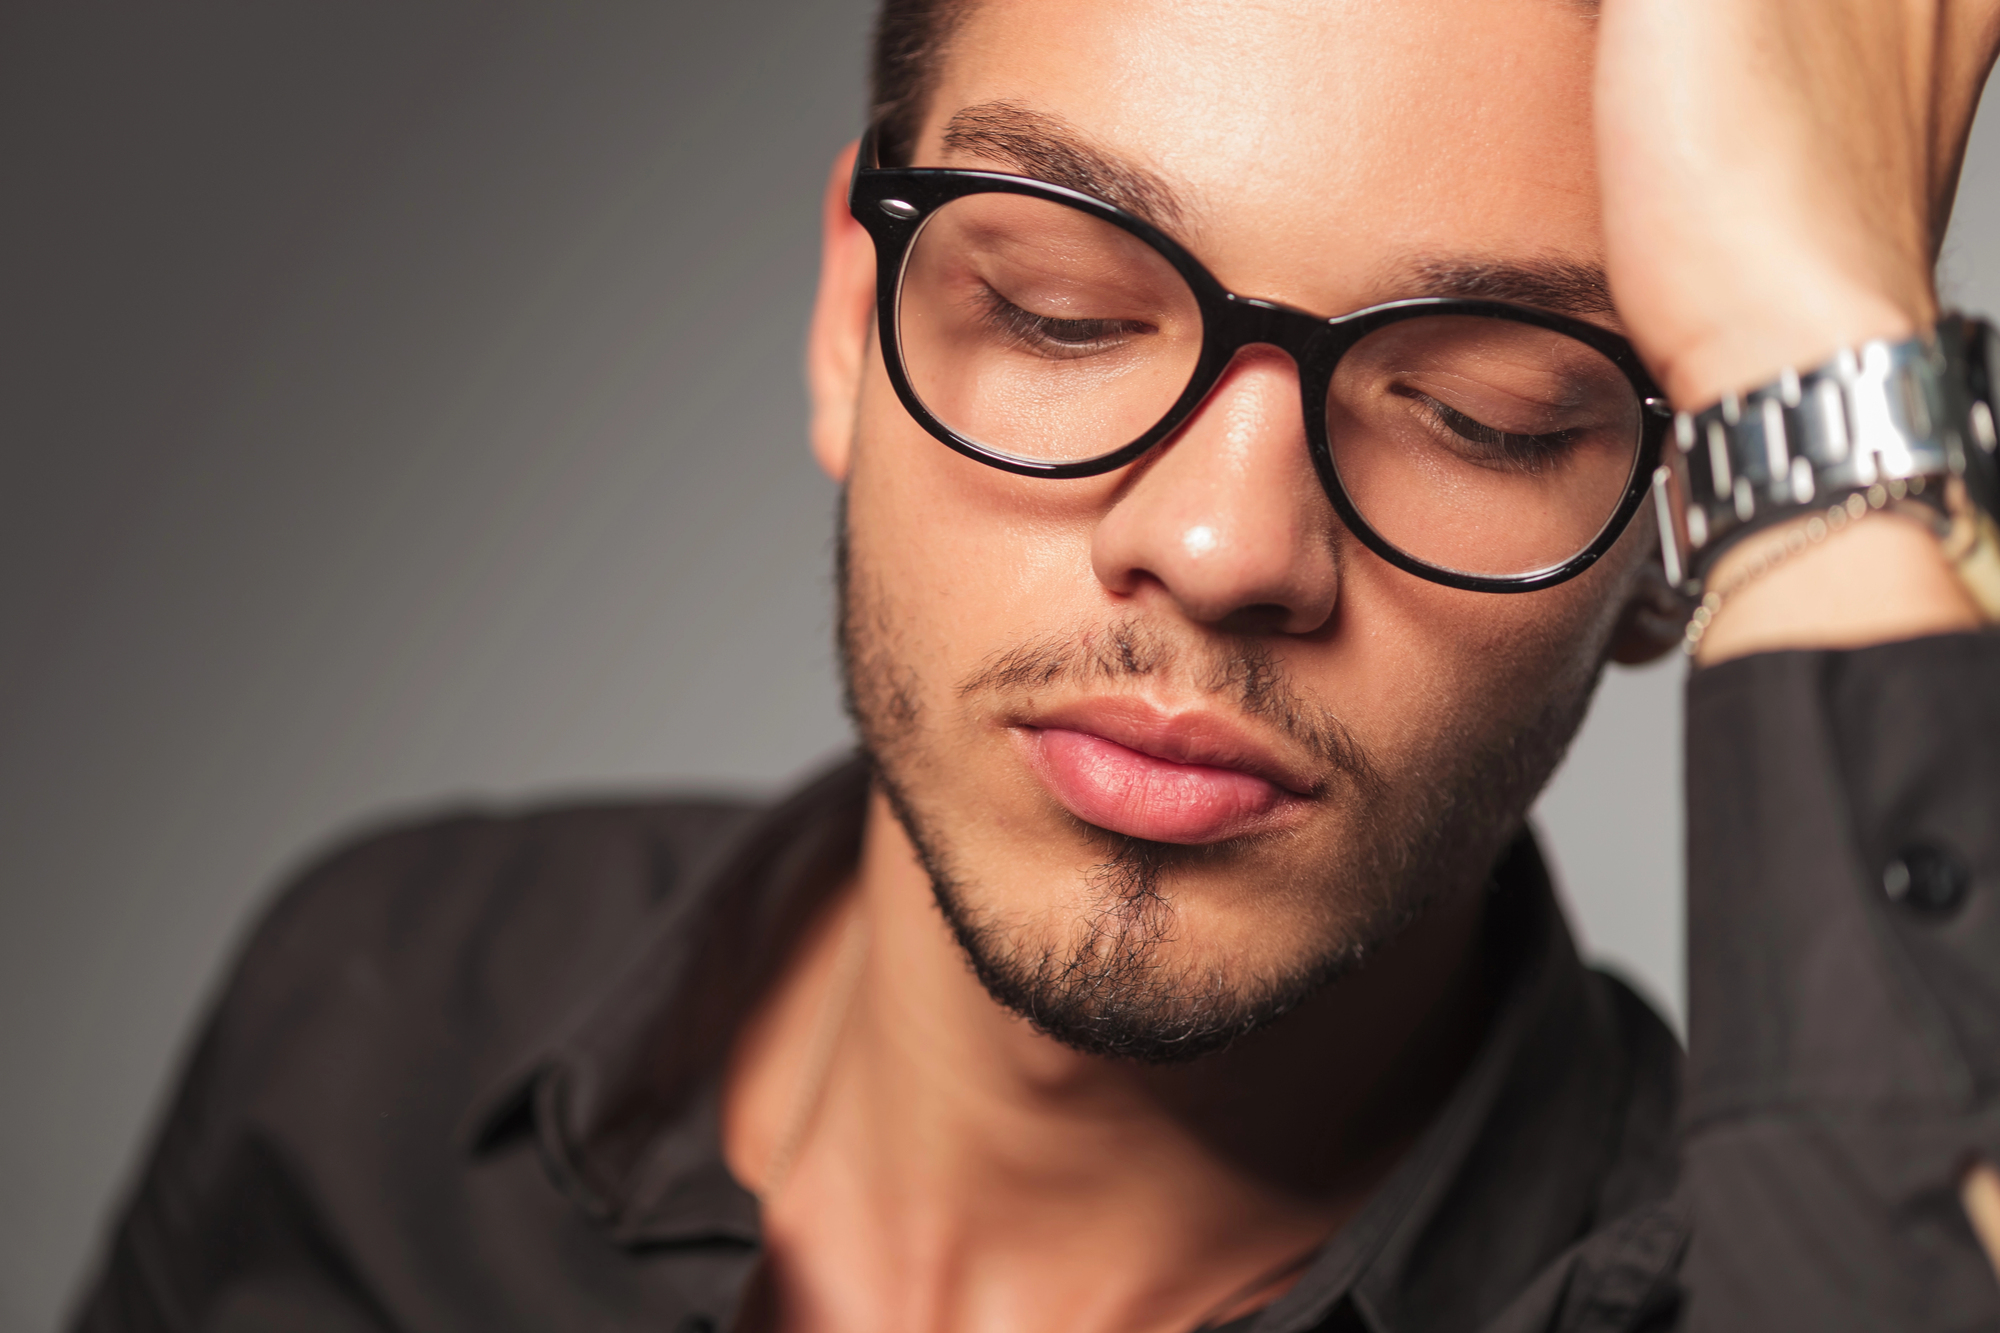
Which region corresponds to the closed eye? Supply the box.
[977,285,1154,360]
[1403,391,1582,474]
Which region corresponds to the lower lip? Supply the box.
[1023,728,1293,845]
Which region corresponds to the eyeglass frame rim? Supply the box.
[847,125,1672,594]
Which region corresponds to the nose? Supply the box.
[1090,346,1343,635]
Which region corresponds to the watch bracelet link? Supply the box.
[1652,314,2000,601]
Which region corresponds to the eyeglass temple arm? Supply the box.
[854,123,883,190]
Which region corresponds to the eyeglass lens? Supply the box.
[895,191,1643,579]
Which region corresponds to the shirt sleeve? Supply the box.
[1679,630,2000,1329]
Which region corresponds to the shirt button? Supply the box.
[1883,845,1971,914]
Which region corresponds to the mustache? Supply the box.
[956,617,1385,796]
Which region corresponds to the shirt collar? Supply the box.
[464,754,870,1244]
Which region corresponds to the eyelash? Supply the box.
[977,286,1152,358]
[1407,393,1580,473]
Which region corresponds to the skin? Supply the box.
[720,1,2000,1330]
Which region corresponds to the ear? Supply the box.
[806,141,874,482]
[1608,543,1693,665]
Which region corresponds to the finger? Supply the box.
[1960,1159,2000,1279]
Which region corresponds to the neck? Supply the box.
[723,785,1492,1333]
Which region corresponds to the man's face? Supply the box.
[828,0,1658,1059]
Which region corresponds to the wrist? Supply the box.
[1692,508,1982,666]
[1656,316,1999,606]
[1652,286,1930,412]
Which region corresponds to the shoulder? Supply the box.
[75,791,775,1329]
[196,790,767,1126]
[255,791,765,971]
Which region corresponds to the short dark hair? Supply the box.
[869,0,972,166]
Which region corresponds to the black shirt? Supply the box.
[73,633,2000,1331]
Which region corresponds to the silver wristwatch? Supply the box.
[1652,314,2000,594]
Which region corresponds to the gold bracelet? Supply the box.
[1682,474,2000,655]
[1682,479,1918,656]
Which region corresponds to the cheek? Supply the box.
[846,357,1113,692]
[1307,550,1627,777]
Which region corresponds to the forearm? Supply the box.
[1680,631,2000,1329]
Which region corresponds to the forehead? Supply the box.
[917,0,1605,313]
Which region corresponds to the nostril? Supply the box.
[1219,602,1294,634]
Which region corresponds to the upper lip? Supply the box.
[1016,697,1323,797]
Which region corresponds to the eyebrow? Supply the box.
[932,102,1618,325]
[1398,255,1618,321]
[937,100,1194,234]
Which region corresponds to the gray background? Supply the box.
[2,5,1995,1328]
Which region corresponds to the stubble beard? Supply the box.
[834,496,1595,1064]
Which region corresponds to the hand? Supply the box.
[1595,0,2000,665]
[1595,0,2000,409]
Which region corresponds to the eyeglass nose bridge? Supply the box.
[1172,294,1343,429]
[1208,293,1336,362]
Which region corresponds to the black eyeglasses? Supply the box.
[847,127,1673,593]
